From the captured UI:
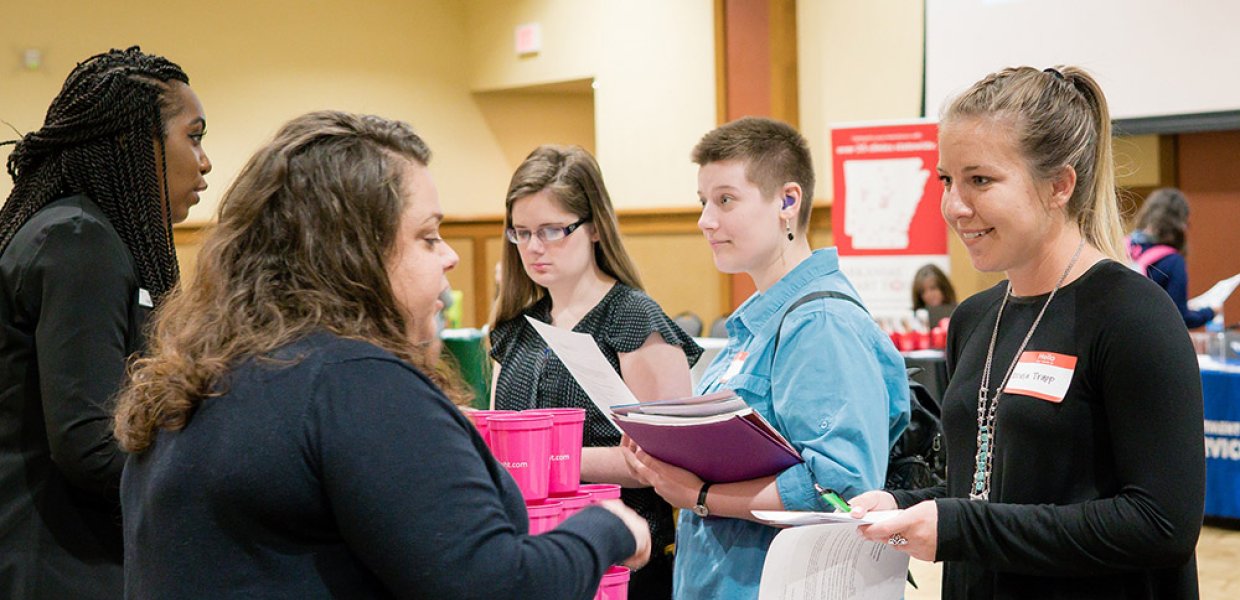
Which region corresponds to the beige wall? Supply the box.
[472,83,596,180]
[0,0,512,221]
[466,0,717,208]
[795,1,1168,300]
[1114,134,1165,190]
[4,0,716,216]
[797,0,926,202]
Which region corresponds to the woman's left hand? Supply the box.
[857,499,938,561]
[621,438,702,509]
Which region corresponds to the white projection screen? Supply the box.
[925,0,1240,129]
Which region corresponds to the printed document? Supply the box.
[758,523,908,600]
[752,509,903,527]
[526,316,634,430]
[1188,272,1240,311]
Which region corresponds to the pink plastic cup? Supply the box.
[578,483,622,504]
[594,565,630,600]
[549,491,593,525]
[525,408,585,495]
[467,409,516,450]
[525,499,564,535]
[489,413,554,501]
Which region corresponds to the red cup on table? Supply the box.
[489,413,553,501]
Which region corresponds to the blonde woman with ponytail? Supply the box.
[851,67,1205,598]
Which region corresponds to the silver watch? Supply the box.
[692,482,712,517]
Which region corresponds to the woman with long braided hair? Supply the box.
[0,47,210,598]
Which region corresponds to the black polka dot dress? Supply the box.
[490,284,702,573]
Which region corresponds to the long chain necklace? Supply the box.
[970,239,1086,501]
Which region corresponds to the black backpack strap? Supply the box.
[772,290,868,357]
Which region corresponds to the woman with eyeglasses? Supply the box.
[489,145,702,599]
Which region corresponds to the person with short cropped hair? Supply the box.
[625,117,910,600]
[852,67,1205,599]
[116,112,651,598]
[0,46,210,599]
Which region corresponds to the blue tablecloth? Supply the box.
[1202,360,1240,519]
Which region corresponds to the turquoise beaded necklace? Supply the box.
[970,239,1085,501]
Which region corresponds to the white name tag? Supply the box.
[719,351,749,384]
[137,288,153,308]
[1004,351,1077,403]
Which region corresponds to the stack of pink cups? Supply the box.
[578,482,629,598]
[489,408,628,597]
[489,407,589,526]
[489,413,555,501]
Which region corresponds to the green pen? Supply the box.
[814,483,851,513]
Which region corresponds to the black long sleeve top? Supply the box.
[893,260,1205,599]
[122,332,636,599]
[0,196,142,598]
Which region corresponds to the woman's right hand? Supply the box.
[847,490,897,518]
[597,499,651,570]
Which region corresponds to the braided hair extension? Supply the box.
[1,47,187,303]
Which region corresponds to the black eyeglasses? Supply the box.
[505,217,590,245]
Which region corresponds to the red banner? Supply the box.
[831,121,945,256]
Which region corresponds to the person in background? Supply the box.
[625,117,910,600]
[0,47,210,599]
[489,145,701,599]
[852,66,1204,599]
[1128,187,1220,328]
[911,263,958,312]
[115,112,650,598]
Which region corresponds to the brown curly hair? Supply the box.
[114,111,468,453]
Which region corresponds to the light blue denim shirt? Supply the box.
[673,248,910,599]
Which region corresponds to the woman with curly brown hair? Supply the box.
[115,111,650,598]
[0,46,210,598]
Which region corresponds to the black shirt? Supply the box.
[894,260,1205,599]
[489,284,702,571]
[0,196,143,599]
[122,332,635,599]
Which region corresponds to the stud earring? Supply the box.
[785,220,794,241]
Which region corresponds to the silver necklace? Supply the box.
[970,239,1086,501]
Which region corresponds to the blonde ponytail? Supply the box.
[943,66,1126,260]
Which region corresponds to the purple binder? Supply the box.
[614,411,803,483]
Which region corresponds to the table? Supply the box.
[1202,358,1240,520]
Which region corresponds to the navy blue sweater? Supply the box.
[1131,235,1215,328]
[122,333,634,599]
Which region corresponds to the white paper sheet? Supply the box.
[526,316,634,431]
[1189,273,1240,311]
[758,523,909,600]
[752,509,903,527]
